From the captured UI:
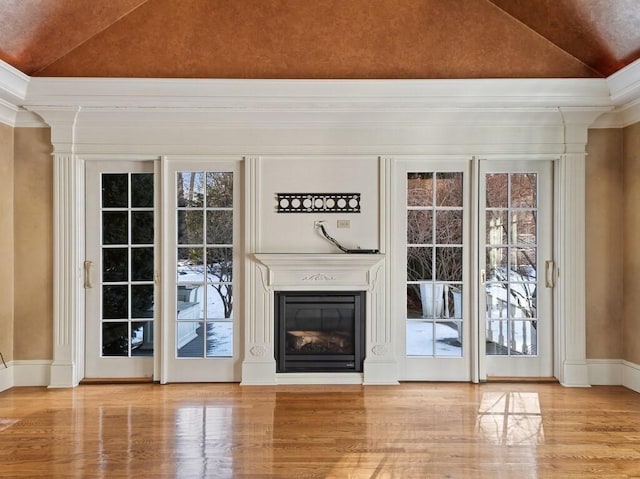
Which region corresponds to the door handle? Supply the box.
[480,269,486,285]
[84,260,93,289]
[545,260,555,288]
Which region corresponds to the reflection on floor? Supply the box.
[1,383,639,478]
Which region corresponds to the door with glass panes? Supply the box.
[85,161,156,379]
[394,159,471,381]
[479,160,553,378]
[163,160,241,382]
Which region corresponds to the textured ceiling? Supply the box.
[0,0,638,79]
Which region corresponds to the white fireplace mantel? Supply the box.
[254,253,384,290]
[242,253,397,385]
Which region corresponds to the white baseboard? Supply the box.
[13,360,51,386]
[622,361,640,394]
[587,359,623,385]
[0,360,52,391]
[0,364,11,392]
[586,359,640,394]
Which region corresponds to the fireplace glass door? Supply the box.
[275,291,365,373]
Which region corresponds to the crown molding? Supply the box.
[607,58,640,106]
[0,60,29,126]
[23,77,612,111]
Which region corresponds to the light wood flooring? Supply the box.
[1,382,640,478]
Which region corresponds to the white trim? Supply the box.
[0,98,18,126]
[24,77,612,109]
[15,109,48,128]
[587,359,623,385]
[622,360,640,394]
[0,59,29,103]
[607,58,640,106]
[13,360,51,386]
[590,98,640,128]
[0,360,53,392]
[0,364,11,392]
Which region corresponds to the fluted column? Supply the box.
[557,107,609,386]
[27,107,82,387]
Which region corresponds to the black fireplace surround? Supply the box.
[275,291,365,373]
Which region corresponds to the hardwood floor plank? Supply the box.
[0,383,639,478]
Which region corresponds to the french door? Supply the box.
[479,160,554,378]
[394,158,554,381]
[162,159,241,382]
[395,159,472,381]
[85,161,157,379]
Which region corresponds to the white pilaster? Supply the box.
[27,107,84,388]
[556,107,609,387]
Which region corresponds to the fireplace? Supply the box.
[275,291,365,373]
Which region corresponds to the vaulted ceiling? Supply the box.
[0,0,639,79]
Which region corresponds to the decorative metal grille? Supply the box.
[276,193,361,213]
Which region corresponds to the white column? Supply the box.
[49,152,83,387]
[556,108,608,387]
[241,156,277,384]
[27,107,83,387]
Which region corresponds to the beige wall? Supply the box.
[624,122,640,365]
[0,123,14,362]
[585,129,624,359]
[13,128,53,360]
[2,124,635,368]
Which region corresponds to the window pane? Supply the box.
[437,284,463,319]
[177,285,204,320]
[486,174,508,208]
[436,173,462,207]
[406,321,434,356]
[510,211,536,245]
[407,284,427,318]
[206,247,233,284]
[511,173,537,208]
[102,285,128,319]
[131,211,154,244]
[407,173,433,207]
[413,283,463,319]
[435,322,462,356]
[102,322,128,356]
[131,284,154,318]
[486,320,508,355]
[435,247,462,281]
[131,247,154,281]
[131,173,154,208]
[486,248,508,282]
[206,210,233,244]
[511,248,536,281]
[486,210,507,245]
[102,212,128,245]
[435,210,462,245]
[206,322,233,357]
[102,174,128,208]
[407,210,432,245]
[177,322,204,357]
[207,284,232,320]
[407,247,432,281]
[131,321,154,356]
[508,284,537,319]
[511,321,537,355]
[206,172,233,207]
[177,248,205,283]
[177,172,204,207]
[177,210,203,244]
[486,283,508,319]
[103,248,128,282]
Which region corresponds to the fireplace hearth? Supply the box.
[275,291,365,373]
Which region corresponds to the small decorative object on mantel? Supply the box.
[276,193,360,213]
